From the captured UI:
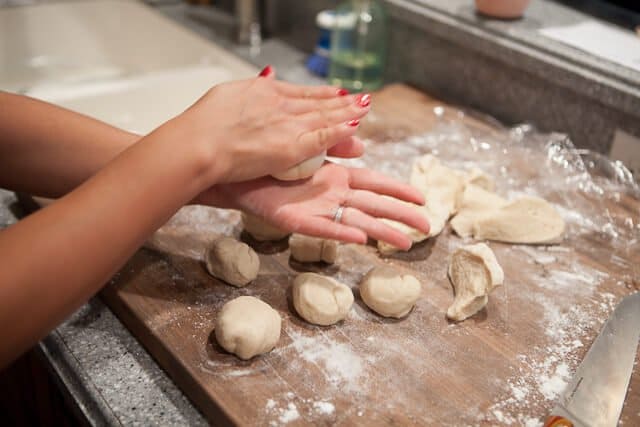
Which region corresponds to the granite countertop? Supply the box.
[6,1,638,425]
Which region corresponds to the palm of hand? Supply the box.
[202,163,429,249]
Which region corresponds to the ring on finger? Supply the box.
[332,205,346,223]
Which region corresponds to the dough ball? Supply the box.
[289,234,338,264]
[359,266,422,318]
[215,296,281,360]
[472,196,565,244]
[271,151,326,181]
[205,237,259,287]
[241,213,289,241]
[447,243,503,321]
[450,185,507,238]
[292,273,354,325]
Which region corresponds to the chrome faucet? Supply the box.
[235,0,261,48]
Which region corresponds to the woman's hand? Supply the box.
[172,69,371,186]
[195,162,430,250]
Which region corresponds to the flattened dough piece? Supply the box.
[473,196,565,244]
[271,152,326,181]
[289,234,338,264]
[292,273,354,325]
[377,202,434,255]
[242,213,290,241]
[360,266,422,318]
[450,185,508,238]
[205,237,260,287]
[215,296,281,360]
[447,243,504,321]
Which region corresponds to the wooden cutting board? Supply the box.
[101,84,640,426]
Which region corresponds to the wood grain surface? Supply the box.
[101,84,640,426]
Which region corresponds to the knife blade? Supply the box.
[544,292,640,427]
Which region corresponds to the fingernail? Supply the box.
[337,88,349,96]
[348,119,360,127]
[258,65,273,77]
[358,93,371,107]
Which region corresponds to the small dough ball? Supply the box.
[272,151,326,181]
[205,237,259,287]
[292,273,354,325]
[472,196,565,244]
[447,243,503,321]
[289,234,338,264]
[215,296,281,360]
[359,266,421,318]
[241,213,289,241]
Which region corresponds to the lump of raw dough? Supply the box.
[378,155,465,254]
[472,196,565,244]
[451,185,508,238]
[215,296,281,360]
[205,237,259,287]
[447,243,504,321]
[411,154,465,217]
[241,213,290,241]
[271,152,326,181]
[463,167,494,192]
[289,234,338,264]
[292,273,354,325]
[359,266,422,318]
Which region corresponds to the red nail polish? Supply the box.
[258,65,273,77]
[337,88,349,96]
[348,119,360,127]
[358,93,371,107]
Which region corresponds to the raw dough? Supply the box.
[472,196,565,244]
[289,234,338,264]
[411,154,465,217]
[241,213,289,241]
[464,167,494,192]
[205,237,259,287]
[292,273,354,325]
[447,243,504,321]
[451,185,508,238]
[215,296,281,360]
[359,266,422,318]
[378,155,464,254]
[271,152,326,181]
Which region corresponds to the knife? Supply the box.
[544,292,640,427]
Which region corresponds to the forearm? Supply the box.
[0,92,138,197]
[0,118,211,368]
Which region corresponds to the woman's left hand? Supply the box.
[194,162,429,250]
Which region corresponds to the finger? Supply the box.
[326,136,365,158]
[297,98,370,130]
[339,207,412,250]
[296,122,360,157]
[348,168,425,205]
[344,190,430,234]
[258,65,276,78]
[290,216,368,244]
[274,81,347,99]
[282,93,356,115]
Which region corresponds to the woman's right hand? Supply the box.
[169,68,371,187]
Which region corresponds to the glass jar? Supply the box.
[328,0,388,92]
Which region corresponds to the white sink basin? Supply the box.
[1,0,256,134]
[0,0,255,91]
[28,65,236,134]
